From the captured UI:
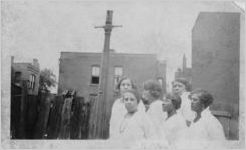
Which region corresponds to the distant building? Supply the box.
[175,54,192,82]
[11,57,40,95]
[192,12,241,139]
[58,51,166,102]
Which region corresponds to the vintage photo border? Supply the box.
[1,0,245,149]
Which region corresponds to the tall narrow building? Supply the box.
[192,12,242,139]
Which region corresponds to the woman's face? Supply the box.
[120,79,133,94]
[141,90,151,104]
[172,81,186,96]
[123,92,138,113]
[190,93,203,113]
[162,97,173,112]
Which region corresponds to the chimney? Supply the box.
[33,58,39,70]
[11,56,14,65]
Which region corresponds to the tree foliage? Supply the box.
[39,68,57,92]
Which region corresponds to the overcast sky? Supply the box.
[2,0,244,93]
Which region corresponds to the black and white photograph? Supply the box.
[1,0,245,149]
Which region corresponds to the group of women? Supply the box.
[108,77,226,149]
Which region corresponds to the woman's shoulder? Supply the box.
[175,113,188,127]
[155,100,163,105]
[181,92,190,99]
[111,98,124,114]
[150,100,163,110]
[206,112,224,129]
[113,98,123,106]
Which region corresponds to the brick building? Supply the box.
[11,57,40,95]
[192,12,243,139]
[58,51,166,103]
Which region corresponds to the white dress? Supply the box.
[178,92,196,122]
[188,108,225,141]
[175,108,226,149]
[110,110,157,147]
[109,97,145,138]
[161,112,187,144]
[146,100,167,138]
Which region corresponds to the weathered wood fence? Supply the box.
[11,82,39,139]
[11,82,91,139]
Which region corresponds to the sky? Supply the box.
[2,0,244,93]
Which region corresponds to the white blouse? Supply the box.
[110,110,157,147]
[188,108,226,141]
[109,97,145,138]
[146,100,167,138]
[175,108,226,149]
[178,92,196,121]
[161,112,187,144]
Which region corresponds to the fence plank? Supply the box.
[11,83,22,139]
[46,96,64,139]
[70,97,83,139]
[25,95,39,139]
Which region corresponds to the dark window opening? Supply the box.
[29,74,36,90]
[91,66,100,85]
[14,72,22,83]
[91,76,99,84]
[114,66,123,88]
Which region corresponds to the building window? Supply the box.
[114,66,123,87]
[14,72,22,83]
[157,77,163,87]
[29,74,36,90]
[91,66,100,84]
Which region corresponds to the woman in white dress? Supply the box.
[141,79,166,138]
[189,89,225,140]
[172,78,195,126]
[161,93,187,145]
[111,89,156,147]
[176,89,226,149]
[109,77,145,138]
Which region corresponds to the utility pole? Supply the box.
[89,10,122,139]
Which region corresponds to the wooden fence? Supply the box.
[11,82,91,139]
[11,82,39,139]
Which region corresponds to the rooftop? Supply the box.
[60,51,158,59]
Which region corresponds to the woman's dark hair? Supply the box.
[143,79,163,99]
[123,89,140,103]
[166,93,182,110]
[190,89,214,109]
[116,76,137,90]
[172,78,192,92]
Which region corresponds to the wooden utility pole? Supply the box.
[88,10,122,139]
